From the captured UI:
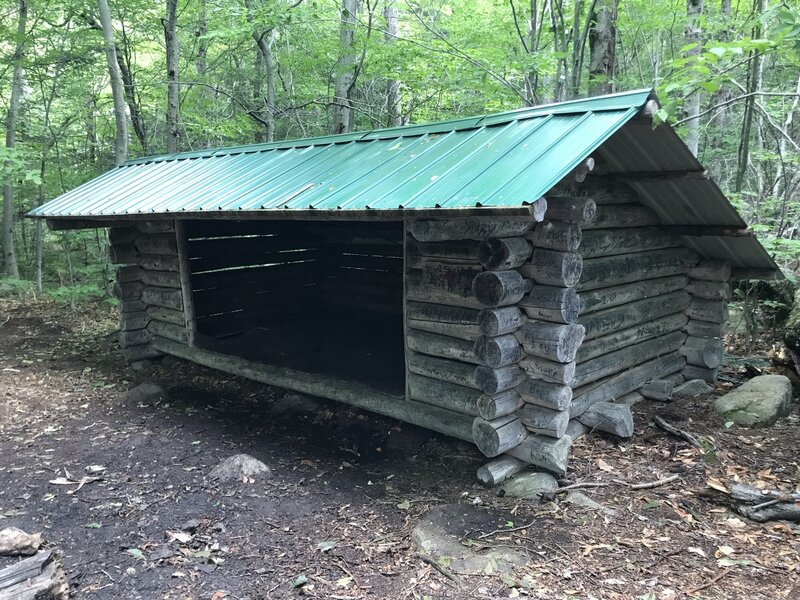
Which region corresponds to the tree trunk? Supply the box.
[384,1,401,127]
[245,0,276,142]
[117,38,148,154]
[587,0,618,96]
[164,0,181,153]
[97,0,128,166]
[332,0,359,134]
[2,0,26,278]
[734,0,764,193]
[195,0,208,76]
[684,0,703,157]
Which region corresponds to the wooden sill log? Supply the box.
[582,204,660,229]
[478,237,532,270]
[514,321,585,363]
[515,379,573,411]
[506,434,572,475]
[543,197,596,224]
[407,373,482,416]
[519,285,581,324]
[407,353,478,390]
[579,228,682,258]
[639,379,674,402]
[474,365,527,395]
[577,402,634,437]
[685,298,729,324]
[686,280,731,301]
[409,216,539,242]
[579,291,691,341]
[517,404,570,438]
[578,275,688,316]
[477,389,523,420]
[0,549,69,600]
[477,455,527,487]
[679,336,723,368]
[472,270,529,307]
[578,248,699,291]
[478,306,524,337]
[527,221,581,252]
[684,319,724,338]
[518,249,583,287]
[474,334,523,368]
[407,329,478,363]
[576,313,688,363]
[520,355,576,385]
[688,259,731,282]
[472,415,527,457]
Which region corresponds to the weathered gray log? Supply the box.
[477,389,523,420]
[472,270,528,307]
[527,221,581,252]
[474,334,523,368]
[474,364,527,395]
[478,306,524,336]
[519,285,581,324]
[570,156,595,182]
[136,220,175,234]
[662,373,686,386]
[518,250,583,287]
[407,319,481,341]
[113,281,143,301]
[476,456,527,486]
[515,321,585,363]
[119,328,152,348]
[148,320,189,344]
[478,237,532,270]
[507,434,571,475]
[579,228,682,258]
[520,356,576,385]
[582,204,660,229]
[570,353,685,418]
[407,329,478,363]
[685,298,729,323]
[729,483,800,522]
[146,305,185,326]
[578,248,699,290]
[687,280,730,300]
[407,352,478,389]
[175,219,196,346]
[141,270,181,289]
[409,216,538,242]
[543,197,597,224]
[517,404,570,438]
[639,379,674,402]
[117,265,143,283]
[108,227,139,245]
[0,549,69,600]
[571,330,686,388]
[576,313,688,363]
[141,286,183,310]
[579,275,688,315]
[121,299,147,312]
[406,301,481,325]
[472,415,527,457]
[138,253,180,272]
[577,402,634,437]
[133,233,178,255]
[407,263,483,308]
[564,419,589,443]
[515,379,573,410]
[688,259,731,282]
[402,374,483,417]
[108,244,137,265]
[120,311,149,331]
[685,318,724,338]
[407,239,480,262]
[579,291,691,341]
[679,335,723,368]
[682,364,718,384]
[614,391,645,408]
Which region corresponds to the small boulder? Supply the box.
[208,454,270,482]
[499,472,558,500]
[714,375,792,427]
[0,527,42,556]
[122,382,166,404]
[674,379,713,398]
[566,492,616,517]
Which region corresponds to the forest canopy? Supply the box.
[1,0,800,299]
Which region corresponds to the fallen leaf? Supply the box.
[597,458,615,473]
[167,531,192,544]
[687,547,706,558]
[316,540,338,553]
[706,478,728,493]
[126,548,146,561]
[396,499,411,510]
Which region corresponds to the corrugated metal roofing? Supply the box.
[30,89,652,217]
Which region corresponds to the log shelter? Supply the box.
[29,89,782,478]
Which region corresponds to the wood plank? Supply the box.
[579,291,691,340]
[578,248,699,290]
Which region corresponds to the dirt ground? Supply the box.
[0,299,798,600]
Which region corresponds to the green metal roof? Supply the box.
[30,89,654,218]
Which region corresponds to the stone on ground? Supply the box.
[714,375,793,427]
[208,454,270,482]
[122,382,166,404]
[673,379,713,398]
[565,492,617,517]
[411,504,527,575]
[270,393,322,415]
[499,472,558,500]
[0,527,42,556]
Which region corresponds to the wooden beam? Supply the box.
[658,225,753,237]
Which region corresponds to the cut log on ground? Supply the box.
[507,434,572,475]
[478,306,524,336]
[477,455,528,486]
[472,270,528,307]
[472,415,527,457]
[639,379,674,402]
[577,402,634,437]
[515,379,573,410]
[514,321,585,363]
[728,483,800,522]
[478,389,523,420]
[527,221,581,252]
[478,237,531,270]
[518,250,583,287]
[517,404,570,438]
[519,285,581,324]
[0,549,69,599]
[409,216,538,242]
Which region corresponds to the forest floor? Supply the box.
[0,299,799,600]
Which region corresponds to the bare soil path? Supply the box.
[0,299,798,599]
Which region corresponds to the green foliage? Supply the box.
[0,276,36,300]
[47,284,106,305]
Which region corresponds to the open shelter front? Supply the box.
[29,89,782,482]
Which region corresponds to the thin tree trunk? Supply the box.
[684,0,703,157]
[735,0,764,192]
[709,0,732,177]
[85,95,98,163]
[195,0,208,76]
[164,0,181,153]
[332,0,359,134]
[587,0,617,97]
[97,0,128,166]
[117,34,148,154]
[2,0,27,278]
[524,0,540,105]
[244,0,276,143]
[384,1,401,127]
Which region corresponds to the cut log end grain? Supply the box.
[477,389,523,420]
[474,334,523,368]
[520,285,581,324]
[506,434,572,475]
[639,379,674,402]
[577,402,634,437]
[472,270,527,307]
[515,379,573,410]
[478,237,532,270]
[478,306,524,336]
[474,365,527,395]
[527,221,582,252]
[476,455,527,486]
[519,249,583,288]
[472,415,527,457]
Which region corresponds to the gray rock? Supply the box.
[499,472,558,500]
[714,375,793,427]
[270,393,322,415]
[411,504,527,575]
[566,492,616,517]
[180,519,201,532]
[122,382,166,404]
[674,379,713,398]
[208,454,270,482]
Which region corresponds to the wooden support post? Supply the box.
[175,220,196,346]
